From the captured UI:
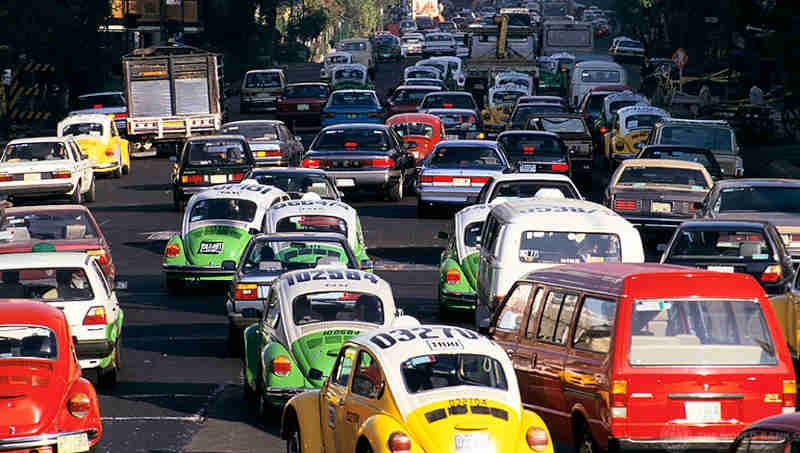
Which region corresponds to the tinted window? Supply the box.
[245,72,282,88]
[329,92,377,106]
[537,117,588,133]
[313,128,390,150]
[391,122,434,138]
[537,291,577,345]
[3,142,69,162]
[512,105,568,126]
[492,91,525,105]
[292,292,384,325]
[520,231,621,264]
[421,94,475,110]
[249,173,336,199]
[573,297,616,353]
[393,89,435,105]
[283,85,328,98]
[0,325,58,360]
[617,166,708,188]
[241,238,353,273]
[525,288,545,338]
[276,215,347,236]
[428,146,504,170]
[221,124,279,140]
[496,283,532,332]
[5,211,98,241]
[659,126,733,153]
[488,181,579,202]
[667,229,774,261]
[185,140,248,166]
[715,187,800,214]
[401,354,507,393]
[406,69,439,79]
[585,95,606,114]
[498,134,565,160]
[581,70,621,83]
[340,42,367,51]
[464,221,484,250]
[61,122,104,137]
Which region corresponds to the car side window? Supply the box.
[351,351,383,399]
[475,179,494,203]
[482,215,502,254]
[495,283,532,333]
[525,287,545,339]
[572,296,616,353]
[92,261,112,298]
[111,122,118,137]
[265,290,280,329]
[332,346,357,388]
[537,291,577,344]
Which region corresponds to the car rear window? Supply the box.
[716,187,800,214]
[327,55,350,64]
[185,140,249,166]
[313,128,390,150]
[426,34,453,42]
[401,353,508,393]
[2,142,70,162]
[667,229,774,261]
[2,268,94,302]
[189,198,257,223]
[624,114,663,130]
[340,42,367,51]
[61,122,104,137]
[536,117,587,134]
[660,126,734,153]
[519,231,621,264]
[617,166,708,188]
[245,72,282,88]
[330,92,377,106]
[249,173,336,199]
[406,70,439,79]
[608,100,639,113]
[221,124,279,141]
[393,89,434,105]
[512,105,568,125]
[5,211,98,240]
[422,94,475,110]
[276,215,347,236]
[489,181,579,202]
[499,134,565,160]
[492,91,525,105]
[241,238,353,274]
[76,94,125,109]
[292,291,383,325]
[628,299,777,366]
[391,122,434,138]
[333,68,365,80]
[428,146,503,170]
[0,325,58,360]
[642,150,718,174]
[283,85,329,99]
[580,70,621,83]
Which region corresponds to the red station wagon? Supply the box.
[490,262,796,453]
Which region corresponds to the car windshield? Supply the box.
[276,215,347,236]
[314,128,390,150]
[0,326,58,360]
[2,142,70,162]
[492,91,524,105]
[660,126,734,153]
[667,229,774,261]
[500,134,566,161]
[185,140,249,166]
[628,299,777,366]
[334,69,365,81]
[420,63,447,75]
[407,70,438,79]
[617,166,708,188]
[327,55,350,65]
[488,181,579,202]
[624,114,663,131]
[642,150,718,173]
[428,146,503,169]
[292,291,384,325]
[519,232,621,264]
[340,42,367,51]
[422,94,474,110]
[464,221,484,253]
[580,70,621,83]
[76,94,125,109]
[189,198,257,223]
[608,100,639,113]
[61,122,105,137]
[221,124,279,141]
[431,111,477,130]
[4,211,98,241]
[330,92,376,106]
[401,353,508,393]
[245,72,282,88]
[391,122,434,138]
[241,239,354,274]
[537,117,587,133]
[393,89,433,105]
[585,94,606,115]
[715,187,800,214]
[283,85,328,99]
[249,173,336,199]
[0,268,93,301]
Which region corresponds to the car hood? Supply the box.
[460,252,480,291]
[611,186,708,202]
[0,361,64,437]
[290,326,369,387]
[185,224,251,266]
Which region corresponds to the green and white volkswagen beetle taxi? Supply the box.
[162,183,290,293]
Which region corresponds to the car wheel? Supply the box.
[575,421,597,453]
[85,178,96,203]
[166,277,183,295]
[388,173,404,202]
[99,340,120,387]
[286,417,302,453]
[72,182,83,204]
[228,326,243,357]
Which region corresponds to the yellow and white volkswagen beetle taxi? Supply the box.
[57,113,131,178]
[281,324,554,453]
[602,105,671,168]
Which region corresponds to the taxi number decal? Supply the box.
[286,270,378,285]
[324,330,359,336]
[370,327,478,349]
[213,184,274,194]
[275,200,350,210]
[449,398,487,408]
[517,206,614,215]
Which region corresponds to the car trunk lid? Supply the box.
[290,327,365,387]
[186,224,251,267]
[0,360,62,436]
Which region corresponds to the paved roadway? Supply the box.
[90,39,643,453]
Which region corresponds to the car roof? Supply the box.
[276,268,393,303]
[426,91,473,97]
[186,134,246,142]
[490,198,632,227]
[616,105,669,119]
[250,231,349,242]
[574,60,624,69]
[427,108,478,114]
[454,203,495,227]
[6,204,91,215]
[435,140,498,148]
[270,198,356,219]
[320,123,389,132]
[386,113,442,123]
[0,300,69,332]
[331,89,375,94]
[249,167,329,176]
[586,85,632,93]
[395,85,443,91]
[490,172,574,183]
[78,91,124,98]
[59,114,113,125]
[285,82,328,87]
[7,136,70,145]
[190,183,287,204]
[714,178,800,188]
[617,158,708,171]
[246,68,284,74]
[498,130,561,139]
[642,144,711,153]
[222,120,285,127]
[0,252,92,268]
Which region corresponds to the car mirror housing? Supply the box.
[221,260,237,271]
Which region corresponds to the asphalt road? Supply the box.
[89,41,646,453]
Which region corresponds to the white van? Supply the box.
[569,60,627,108]
[475,198,644,328]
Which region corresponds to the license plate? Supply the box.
[707,265,734,273]
[454,432,491,452]
[209,174,227,184]
[446,134,460,140]
[337,178,355,187]
[453,177,470,185]
[684,401,721,422]
[164,121,184,127]
[651,202,672,213]
[57,432,90,453]
[198,242,224,254]
[520,163,537,173]
[24,173,41,181]
[347,114,358,119]
[297,104,310,111]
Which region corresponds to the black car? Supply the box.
[496,130,571,178]
[301,124,415,201]
[220,120,303,167]
[376,34,402,62]
[243,167,342,200]
[418,91,479,113]
[171,135,256,210]
[638,145,725,180]
[508,103,569,130]
[527,114,594,174]
[427,108,484,140]
[661,220,794,295]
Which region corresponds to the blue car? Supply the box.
[321,90,384,127]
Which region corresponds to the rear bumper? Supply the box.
[418,185,481,204]
[619,215,688,229]
[613,437,735,452]
[254,156,291,167]
[266,386,313,399]
[226,300,263,329]
[440,289,478,310]
[75,339,114,360]
[0,429,100,452]
[2,182,75,197]
[163,264,237,279]
[571,156,593,172]
[327,169,398,189]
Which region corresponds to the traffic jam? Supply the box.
[1,1,798,453]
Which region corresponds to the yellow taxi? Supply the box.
[602,105,670,169]
[281,324,553,453]
[58,114,131,178]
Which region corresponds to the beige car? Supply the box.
[240,69,286,113]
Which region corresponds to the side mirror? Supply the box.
[360,259,374,270]
[437,231,450,240]
[221,260,237,271]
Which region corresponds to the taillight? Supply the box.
[112,113,127,119]
[87,249,109,266]
[0,174,11,182]
[443,103,454,108]
[599,127,608,134]
[83,306,107,325]
[791,234,800,243]
[611,379,627,418]
[446,268,460,284]
[235,283,258,300]
[230,173,244,182]
[181,175,205,183]
[105,149,115,157]
[52,171,71,179]
[368,158,393,167]
[526,426,549,451]
[278,104,289,112]
[367,112,383,118]
[93,104,103,109]
[301,158,321,168]
[165,243,181,258]
[323,112,336,118]
[420,175,433,183]
[784,380,796,410]
[272,355,292,377]
[471,176,489,184]
[551,163,569,171]
[68,393,91,418]
[468,116,475,122]
[614,200,637,211]
[388,432,411,453]
[762,265,783,282]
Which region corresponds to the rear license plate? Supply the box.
[24,173,41,181]
[198,242,224,254]
[347,114,358,119]
[337,178,355,187]
[651,202,672,213]
[57,432,90,453]
[446,135,460,140]
[684,401,721,422]
[520,163,537,173]
[297,104,310,111]
[453,177,470,185]
[209,174,227,184]
[454,432,491,452]
[707,265,734,273]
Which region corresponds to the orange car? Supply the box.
[385,113,444,163]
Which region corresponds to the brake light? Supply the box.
[345,142,358,148]
[584,113,591,120]
[0,174,11,182]
[784,380,796,409]
[323,112,336,118]
[388,432,411,453]
[235,283,258,300]
[791,234,800,242]
[52,171,71,179]
[468,116,475,122]
[68,393,92,418]
[611,379,627,418]
[83,306,107,325]
[93,104,103,109]
[599,127,608,134]
[420,175,433,183]
[371,158,395,167]
[551,163,569,171]
[762,265,783,282]
[688,202,696,213]
[105,149,115,157]
[112,113,127,119]
[165,243,181,258]
[87,249,109,266]
[272,355,292,376]
[443,103,454,108]
[523,146,535,154]
[471,176,489,184]
[367,112,383,118]
[181,175,205,183]
[526,426,549,451]
[230,173,244,182]
[446,268,460,283]
[614,200,637,211]
[301,158,321,168]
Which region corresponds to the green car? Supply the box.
[437,203,494,317]
[242,267,414,408]
[330,63,374,91]
[537,54,572,97]
[162,183,290,293]
[266,198,373,271]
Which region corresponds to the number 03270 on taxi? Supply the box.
[281,324,553,453]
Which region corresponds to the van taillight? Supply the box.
[611,379,627,418]
[784,380,796,410]
[762,265,783,282]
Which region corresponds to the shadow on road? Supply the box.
[369,246,443,266]
[121,183,172,192]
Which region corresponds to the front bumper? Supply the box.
[0,429,100,452]
[94,161,121,172]
[75,339,114,360]
[440,289,478,310]
[2,182,75,198]
[163,264,237,280]
[418,185,481,204]
[327,169,398,189]
[613,437,735,452]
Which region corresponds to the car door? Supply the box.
[69,142,90,192]
[508,286,545,413]
[321,345,357,453]
[341,350,384,453]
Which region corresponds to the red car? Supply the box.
[386,113,444,163]
[276,82,331,132]
[0,205,115,279]
[0,300,102,452]
[385,85,442,117]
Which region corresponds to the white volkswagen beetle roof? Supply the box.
[491,198,636,232]
[603,90,648,115]
[267,199,359,244]
[326,51,352,60]
[331,63,367,72]
[483,173,584,201]
[58,114,113,128]
[6,136,72,146]
[188,183,287,206]
[617,105,670,136]
[348,324,520,419]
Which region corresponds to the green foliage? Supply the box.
[289,8,329,42]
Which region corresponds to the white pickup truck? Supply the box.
[0,137,96,203]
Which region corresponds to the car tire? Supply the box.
[85,178,96,203]
[72,182,83,204]
[387,174,404,202]
[417,198,432,218]
[166,277,183,295]
[111,166,122,179]
[228,326,243,357]
[286,417,302,453]
[575,420,598,453]
[99,339,121,387]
